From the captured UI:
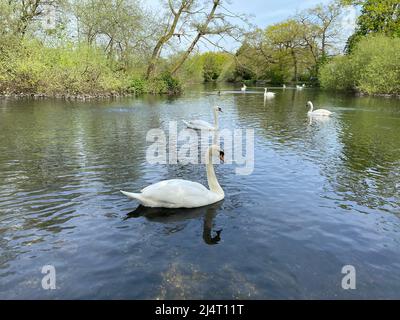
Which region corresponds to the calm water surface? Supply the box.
[1,85,400,299]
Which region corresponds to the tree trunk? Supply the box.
[146,1,192,79]
[291,49,298,83]
[170,0,220,76]
[17,0,42,36]
[321,32,326,57]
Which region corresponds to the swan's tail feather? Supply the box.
[120,190,145,203]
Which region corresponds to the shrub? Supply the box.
[320,34,400,95]
[160,72,182,94]
[319,55,357,91]
[129,77,146,94]
[128,72,181,95]
[353,36,400,94]
[0,39,129,95]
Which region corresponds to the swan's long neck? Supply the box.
[213,108,219,129]
[206,148,224,196]
[308,102,314,112]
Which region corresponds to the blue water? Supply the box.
[0,85,399,299]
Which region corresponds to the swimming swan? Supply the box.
[241,84,247,92]
[183,106,222,131]
[121,145,225,208]
[307,101,332,117]
[264,88,276,99]
[296,84,305,90]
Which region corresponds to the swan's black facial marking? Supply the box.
[218,107,223,113]
[219,150,225,163]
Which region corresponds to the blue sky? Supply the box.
[146,0,357,52]
[147,0,335,28]
[228,0,333,28]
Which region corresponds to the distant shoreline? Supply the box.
[0,93,130,101]
[0,92,175,100]
[1,88,400,101]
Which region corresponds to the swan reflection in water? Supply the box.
[124,201,223,245]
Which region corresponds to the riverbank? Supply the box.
[2,87,400,101]
[0,72,182,100]
[320,35,400,96]
[355,92,400,99]
[0,92,133,100]
[0,38,182,100]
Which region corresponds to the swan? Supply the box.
[241,84,247,92]
[307,101,332,117]
[183,106,222,131]
[121,145,225,208]
[264,88,276,99]
[283,84,286,89]
[296,84,305,90]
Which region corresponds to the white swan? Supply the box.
[296,84,305,90]
[283,84,286,89]
[183,106,222,131]
[241,84,247,92]
[121,145,225,208]
[307,101,332,117]
[264,88,276,99]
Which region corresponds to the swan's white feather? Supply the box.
[183,119,215,130]
[309,109,333,116]
[121,179,222,208]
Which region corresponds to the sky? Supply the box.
[146,0,358,53]
[228,0,333,27]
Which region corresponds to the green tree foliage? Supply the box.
[232,1,343,85]
[234,21,315,84]
[0,40,127,95]
[320,34,400,94]
[170,52,233,84]
[0,0,182,96]
[202,52,232,82]
[344,0,400,52]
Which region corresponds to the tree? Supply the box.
[320,34,400,94]
[71,0,150,67]
[266,20,306,83]
[297,1,342,68]
[169,0,247,76]
[146,0,196,79]
[343,0,400,52]
[232,1,344,84]
[234,30,282,81]
[0,0,64,36]
[201,52,230,82]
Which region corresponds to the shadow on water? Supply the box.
[124,201,223,245]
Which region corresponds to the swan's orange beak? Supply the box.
[219,151,225,163]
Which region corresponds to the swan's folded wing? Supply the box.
[140,179,213,207]
[188,120,214,129]
[314,109,332,116]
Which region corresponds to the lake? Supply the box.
[1,85,400,299]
